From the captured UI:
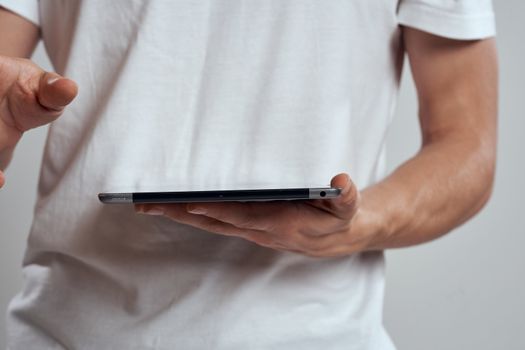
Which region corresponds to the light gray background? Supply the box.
[1,1,523,348]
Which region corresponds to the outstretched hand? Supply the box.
[0,55,78,188]
[136,173,375,258]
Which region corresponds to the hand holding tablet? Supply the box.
[127,173,363,258]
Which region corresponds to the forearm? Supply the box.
[0,7,40,57]
[353,28,499,251]
[358,133,496,250]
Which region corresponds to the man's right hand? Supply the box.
[0,55,78,188]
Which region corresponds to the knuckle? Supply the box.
[204,221,230,234]
[258,219,279,232]
[237,217,258,229]
[243,215,278,232]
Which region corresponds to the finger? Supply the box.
[37,72,78,111]
[185,199,350,237]
[136,203,278,247]
[185,201,296,231]
[136,204,338,255]
[305,173,359,221]
[0,171,5,188]
[327,173,360,216]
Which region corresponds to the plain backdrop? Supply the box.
[1,1,523,349]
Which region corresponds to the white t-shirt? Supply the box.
[1,1,495,349]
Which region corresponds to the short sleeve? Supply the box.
[0,0,40,26]
[397,0,496,40]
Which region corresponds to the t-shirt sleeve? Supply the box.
[397,0,496,40]
[0,0,39,26]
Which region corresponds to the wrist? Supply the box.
[351,206,389,252]
[350,185,400,252]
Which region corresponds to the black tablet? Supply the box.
[98,187,342,204]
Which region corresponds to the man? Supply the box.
[0,1,497,349]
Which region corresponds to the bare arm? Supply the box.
[359,28,498,249]
[0,7,40,57]
[0,7,78,188]
[134,28,498,258]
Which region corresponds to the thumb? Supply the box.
[37,72,78,111]
[303,173,360,221]
[329,173,360,219]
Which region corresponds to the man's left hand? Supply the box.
[135,173,373,258]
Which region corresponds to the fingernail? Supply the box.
[47,76,61,85]
[187,205,207,215]
[139,207,165,216]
